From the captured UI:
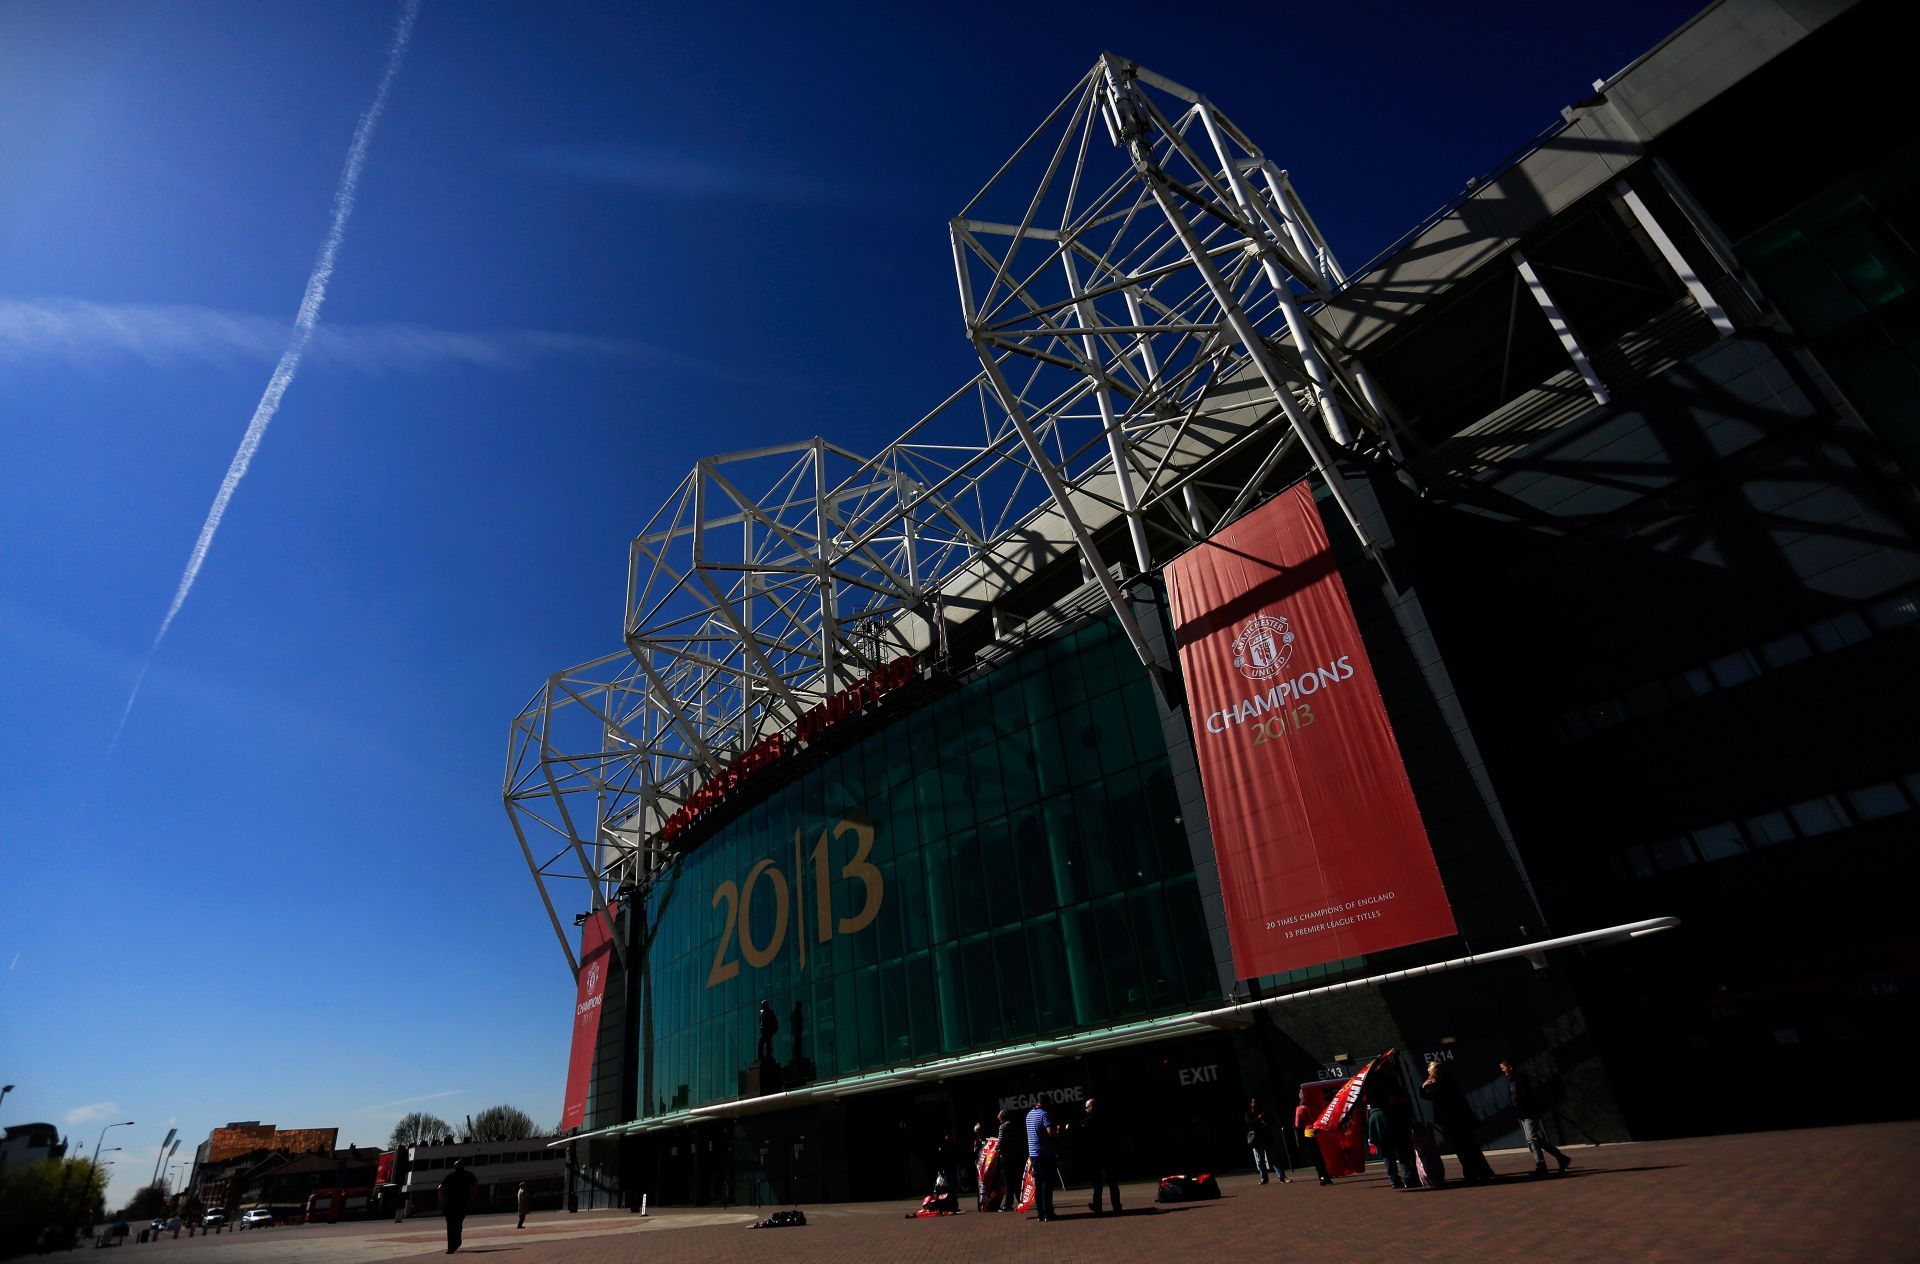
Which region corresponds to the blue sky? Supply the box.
[0,0,1697,1208]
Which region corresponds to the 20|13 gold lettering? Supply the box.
[1249,703,1315,745]
[706,817,882,987]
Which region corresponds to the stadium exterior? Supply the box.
[506,0,1919,1207]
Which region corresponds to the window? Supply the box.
[1691,822,1746,861]
[1743,811,1796,846]
[1759,632,1814,668]
[1647,836,1698,870]
[1706,650,1760,688]
[1587,698,1628,731]
[1866,589,1920,631]
[1623,680,1672,718]
[1847,782,1910,820]
[1808,610,1872,652]
[1786,795,1849,836]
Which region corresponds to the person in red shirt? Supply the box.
[1294,1090,1332,1185]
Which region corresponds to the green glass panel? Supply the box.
[948,826,988,936]
[895,848,929,952]
[1165,874,1220,1004]
[922,839,957,944]
[1060,905,1104,1027]
[1042,797,1089,906]
[880,960,910,1064]
[1011,809,1056,920]
[1000,732,1041,811]
[933,941,969,1054]
[993,927,1037,1041]
[906,952,938,1060]
[961,935,1002,1048]
[855,966,884,1070]
[978,816,1019,927]
[1094,896,1146,1018]
[1026,916,1074,1034]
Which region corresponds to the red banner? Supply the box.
[1311,1052,1391,1178]
[560,904,617,1131]
[1165,482,1455,979]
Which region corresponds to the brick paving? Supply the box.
[128,1124,1919,1263]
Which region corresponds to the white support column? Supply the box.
[1616,179,1736,338]
[1194,103,1355,447]
[1182,484,1207,536]
[1062,251,1154,574]
[1138,166,1380,556]
[977,355,1162,672]
[1513,251,1611,407]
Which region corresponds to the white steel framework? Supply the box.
[505,55,1406,973]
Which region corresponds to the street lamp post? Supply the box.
[1,1083,14,1115]
[88,1122,133,1229]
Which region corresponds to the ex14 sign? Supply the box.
[706,816,884,987]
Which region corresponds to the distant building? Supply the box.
[240,1147,380,1220]
[194,1121,338,1167]
[0,1123,66,1173]
[391,1138,567,1216]
[187,1122,339,1211]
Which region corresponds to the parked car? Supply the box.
[201,1210,227,1228]
[240,1209,274,1229]
[93,1220,128,1247]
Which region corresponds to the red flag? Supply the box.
[1313,1050,1393,1178]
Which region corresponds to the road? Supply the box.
[102,1123,1920,1263]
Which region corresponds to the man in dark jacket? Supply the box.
[1501,1058,1572,1175]
[1078,1097,1121,1215]
[994,1110,1024,1212]
[1420,1061,1495,1183]
[438,1158,479,1254]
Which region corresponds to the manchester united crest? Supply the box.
[1232,612,1295,681]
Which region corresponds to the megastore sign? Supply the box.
[1165,481,1456,978]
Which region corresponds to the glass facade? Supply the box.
[636,616,1219,1116]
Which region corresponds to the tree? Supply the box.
[466,1105,538,1143]
[0,1158,107,1256]
[120,1184,170,1221]
[387,1113,453,1150]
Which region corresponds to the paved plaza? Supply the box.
[117,1123,1917,1263]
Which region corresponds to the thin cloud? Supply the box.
[108,0,420,757]
[65,1101,122,1127]
[0,297,636,372]
[355,1089,465,1117]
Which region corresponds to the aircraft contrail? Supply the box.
[108,0,421,755]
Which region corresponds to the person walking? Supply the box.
[1245,1099,1286,1184]
[1026,1093,1060,1221]
[437,1158,478,1254]
[1364,1074,1421,1189]
[514,1182,530,1230]
[1501,1058,1572,1176]
[1078,1097,1122,1215]
[994,1109,1024,1213]
[1420,1061,1496,1183]
[1295,1090,1332,1185]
